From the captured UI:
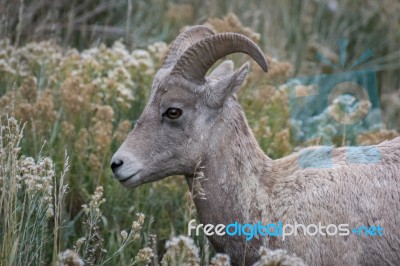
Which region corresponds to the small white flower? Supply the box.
[121,230,128,241]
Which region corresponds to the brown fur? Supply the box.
[111,27,400,266]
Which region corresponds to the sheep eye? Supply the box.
[164,107,182,119]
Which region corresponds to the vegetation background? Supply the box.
[0,0,399,265]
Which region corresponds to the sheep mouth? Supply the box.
[119,171,141,183]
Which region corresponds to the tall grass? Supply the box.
[1,0,399,95]
[0,117,68,265]
[0,116,158,265]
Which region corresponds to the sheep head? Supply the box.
[111,25,268,187]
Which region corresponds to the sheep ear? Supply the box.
[207,60,234,82]
[206,62,249,108]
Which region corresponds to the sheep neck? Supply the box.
[187,104,274,227]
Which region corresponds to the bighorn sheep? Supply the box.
[111,25,400,265]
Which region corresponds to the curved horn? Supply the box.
[171,33,268,83]
[161,25,215,69]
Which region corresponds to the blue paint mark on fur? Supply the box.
[346,146,381,164]
[299,147,333,168]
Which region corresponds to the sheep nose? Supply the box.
[111,159,124,173]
